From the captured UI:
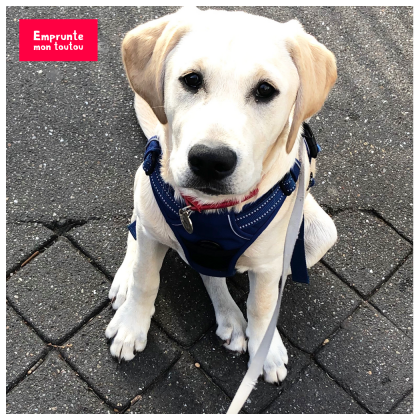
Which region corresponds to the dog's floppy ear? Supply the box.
[121,7,197,124]
[285,20,337,153]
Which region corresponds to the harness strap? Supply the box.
[290,217,310,284]
[127,221,137,240]
[129,124,319,282]
[143,136,161,175]
[302,122,321,160]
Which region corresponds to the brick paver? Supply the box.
[130,353,231,414]
[391,391,413,414]
[316,303,413,413]
[66,217,129,278]
[371,255,413,338]
[323,210,412,298]
[6,223,55,275]
[264,364,366,414]
[7,238,109,344]
[6,352,111,414]
[6,304,47,391]
[278,262,361,353]
[61,307,181,410]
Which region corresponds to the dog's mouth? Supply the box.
[179,177,231,197]
[194,185,227,196]
[177,174,261,210]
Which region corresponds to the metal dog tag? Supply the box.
[179,207,193,234]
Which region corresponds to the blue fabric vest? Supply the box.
[129,123,319,281]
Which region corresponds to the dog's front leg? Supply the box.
[201,275,247,353]
[105,221,168,361]
[246,269,288,384]
[108,212,137,310]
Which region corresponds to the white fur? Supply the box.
[106,7,337,383]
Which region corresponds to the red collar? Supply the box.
[181,187,259,212]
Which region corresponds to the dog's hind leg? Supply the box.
[201,275,247,354]
[303,193,337,267]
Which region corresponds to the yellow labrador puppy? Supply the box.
[106,7,337,384]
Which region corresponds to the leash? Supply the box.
[226,136,307,414]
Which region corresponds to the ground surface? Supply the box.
[6,6,413,414]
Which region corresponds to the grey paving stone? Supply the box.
[154,250,244,347]
[264,364,366,414]
[190,324,311,414]
[313,105,413,242]
[323,210,411,298]
[6,304,47,391]
[61,306,181,409]
[391,391,413,414]
[67,217,130,278]
[371,255,413,338]
[6,6,179,226]
[316,303,412,413]
[278,263,361,353]
[130,352,231,414]
[6,223,55,275]
[7,237,109,344]
[6,351,111,414]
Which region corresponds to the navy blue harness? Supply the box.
[129,123,320,282]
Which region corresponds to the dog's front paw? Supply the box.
[105,301,153,361]
[215,308,248,354]
[247,328,288,384]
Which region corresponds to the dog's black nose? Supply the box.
[188,144,237,181]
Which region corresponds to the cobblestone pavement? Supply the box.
[6,6,413,414]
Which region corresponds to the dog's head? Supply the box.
[122,7,336,202]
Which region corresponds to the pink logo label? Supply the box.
[19,19,98,61]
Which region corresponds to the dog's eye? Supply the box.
[183,72,202,89]
[255,82,276,99]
